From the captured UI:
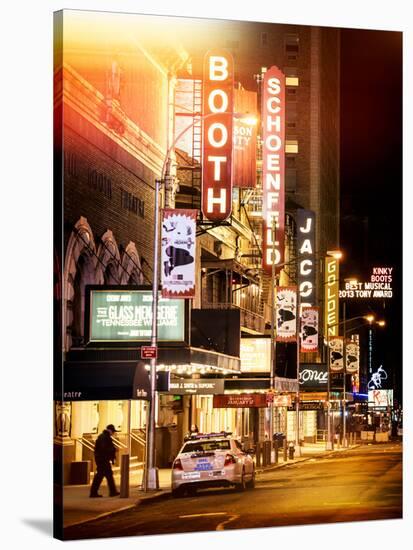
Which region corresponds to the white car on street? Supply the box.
[171,432,255,497]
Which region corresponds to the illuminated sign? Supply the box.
[367,365,388,390]
[88,288,185,342]
[299,363,328,389]
[233,87,257,188]
[324,257,339,337]
[168,379,224,395]
[202,50,234,221]
[297,209,316,306]
[262,66,285,273]
[368,389,393,408]
[339,267,394,299]
[240,338,271,372]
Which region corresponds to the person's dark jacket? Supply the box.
[94,429,117,464]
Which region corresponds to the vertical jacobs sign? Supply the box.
[297,209,315,307]
[202,50,234,222]
[262,66,285,273]
[324,257,339,337]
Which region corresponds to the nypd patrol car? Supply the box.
[171,432,255,497]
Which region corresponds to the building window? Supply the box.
[287,88,297,98]
[285,140,299,154]
[286,76,299,86]
[287,121,297,130]
[285,33,299,60]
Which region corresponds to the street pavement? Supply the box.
[63,441,402,540]
[62,441,329,527]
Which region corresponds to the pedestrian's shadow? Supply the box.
[22,519,53,536]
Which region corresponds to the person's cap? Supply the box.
[106,424,119,432]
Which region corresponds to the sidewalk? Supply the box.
[62,442,358,528]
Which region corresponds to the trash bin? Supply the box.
[288,442,295,460]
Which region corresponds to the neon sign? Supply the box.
[339,267,393,299]
[201,50,234,222]
[262,66,285,273]
[297,209,315,306]
[324,257,339,337]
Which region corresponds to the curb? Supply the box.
[64,489,171,530]
[256,444,361,474]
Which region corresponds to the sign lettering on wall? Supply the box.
[262,66,285,273]
[297,209,315,306]
[240,338,271,372]
[202,50,234,221]
[88,289,185,342]
[169,379,224,395]
[324,257,339,337]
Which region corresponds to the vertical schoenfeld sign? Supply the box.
[262,66,285,273]
[202,50,234,221]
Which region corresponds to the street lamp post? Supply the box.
[325,313,377,450]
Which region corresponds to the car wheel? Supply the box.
[172,488,184,498]
[236,469,247,492]
[187,486,197,497]
[246,469,255,489]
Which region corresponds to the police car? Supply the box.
[171,432,255,497]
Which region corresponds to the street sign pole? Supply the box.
[143,177,161,491]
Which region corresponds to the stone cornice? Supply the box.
[62,63,167,177]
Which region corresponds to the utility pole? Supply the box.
[295,292,302,456]
[342,301,348,447]
[143,176,161,491]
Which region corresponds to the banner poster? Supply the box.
[262,65,286,274]
[297,209,316,307]
[161,209,197,298]
[300,306,319,353]
[233,87,257,188]
[346,337,360,374]
[276,287,297,342]
[329,336,344,372]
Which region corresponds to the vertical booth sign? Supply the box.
[262,66,286,273]
[202,50,234,221]
[300,306,319,353]
[276,287,297,342]
[297,209,316,307]
[161,209,197,298]
[329,336,344,372]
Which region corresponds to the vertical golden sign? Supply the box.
[324,257,339,337]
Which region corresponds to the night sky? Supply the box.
[340,29,402,401]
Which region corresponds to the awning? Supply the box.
[59,361,151,401]
[225,376,298,393]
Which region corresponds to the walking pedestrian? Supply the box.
[89,424,120,498]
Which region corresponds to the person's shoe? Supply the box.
[109,491,120,497]
[89,494,103,498]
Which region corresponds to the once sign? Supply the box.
[202,50,234,222]
[262,66,285,273]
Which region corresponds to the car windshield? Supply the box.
[181,440,231,453]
